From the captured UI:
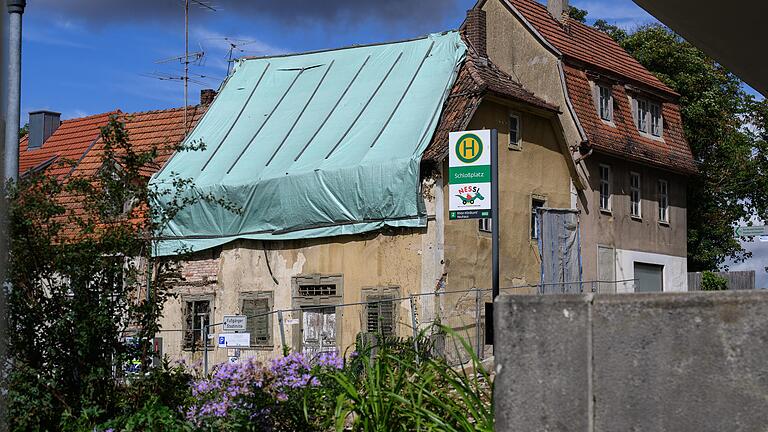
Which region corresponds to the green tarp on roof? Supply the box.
[151,32,466,256]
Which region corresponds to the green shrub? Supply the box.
[701,271,728,291]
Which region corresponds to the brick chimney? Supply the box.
[27,110,60,150]
[465,9,487,59]
[547,0,569,22]
[200,89,217,106]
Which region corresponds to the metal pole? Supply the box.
[491,128,499,300]
[475,288,483,359]
[202,322,209,376]
[277,310,286,355]
[183,0,189,131]
[4,0,23,183]
[409,295,419,363]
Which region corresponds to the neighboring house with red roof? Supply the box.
[474,0,696,292]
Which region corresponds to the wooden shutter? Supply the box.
[243,298,271,346]
[366,294,395,336]
[183,300,194,349]
[631,97,639,130]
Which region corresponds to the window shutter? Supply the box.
[608,91,614,122]
[366,294,395,336]
[184,301,194,349]
[591,82,600,114]
[658,105,664,136]
[243,298,271,346]
[631,97,639,129]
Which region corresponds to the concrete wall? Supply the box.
[494,291,768,432]
[442,100,573,292]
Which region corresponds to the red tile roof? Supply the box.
[563,65,696,173]
[505,0,675,94]
[423,48,558,160]
[19,111,118,177]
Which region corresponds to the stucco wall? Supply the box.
[443,100,572,292]
[579,154,688,284]
[482,0,584,153]
[159,228,431,366]
[614,249,688,292]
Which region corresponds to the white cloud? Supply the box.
[192,28,287,75]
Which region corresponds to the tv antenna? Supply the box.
[182,0,217,131]
[223,38,262,75]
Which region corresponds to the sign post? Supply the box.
[448,129,499,346]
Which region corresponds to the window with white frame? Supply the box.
[478,218,491,233]
[630,172,641,218]
[658,179,669,223]
[636,99,648,132]
[634,97,663,137]
[599,165,611,211]
[509,113,521,150]
[531,198,546,239]
[598,85,613,121]
[650,102,662,136]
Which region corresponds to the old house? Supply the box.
[473,0,697,292]
[150,18,581,364]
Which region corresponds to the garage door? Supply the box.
[634,262,664,292]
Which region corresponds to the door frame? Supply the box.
[291,274,343,354]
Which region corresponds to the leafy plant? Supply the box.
[701,271,728,291]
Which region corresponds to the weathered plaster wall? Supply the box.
[482,0,584,152]
[443,101,572,294]
[579,154,688,285]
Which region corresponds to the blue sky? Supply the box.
[19,0,766,286]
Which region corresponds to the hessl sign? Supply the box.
[449,130,492,219]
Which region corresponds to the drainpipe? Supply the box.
[5,0,25,183]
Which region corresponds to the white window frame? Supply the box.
[598,85,613,122]
[658,179,669,223]
[650,102,662,137]
[636,99,649,133]
[508,112,522,150]
[630,171,641,218]
[599,164,612,212]
[478,218,492,233]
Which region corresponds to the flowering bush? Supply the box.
[185,352,344,430]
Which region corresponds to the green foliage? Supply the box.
[593,19,628,44]
[701,271,728,291]
[5,116,201,430]
[568,6,588,23]
[327,329,493,432]
[595,22,768,270]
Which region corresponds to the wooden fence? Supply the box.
[687,271,755,291]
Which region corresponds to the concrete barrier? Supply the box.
[494,291,768,432]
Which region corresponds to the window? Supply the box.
[531,198,545,239]
[634,97,663,137]
[363,287,399,337]
[183,298,211,351]
[241,293,273,347]
[630,172,641,218]
[509,113,521,150]
[650,102,662,136]
[599,164,611,211]
[478,218,491,233]
[292,275,343,305]
[658,179,669,223]
[598,85,613,121]
[636,99,648,132]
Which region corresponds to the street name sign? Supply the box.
[223,315,247,333]
[449,129,493,220]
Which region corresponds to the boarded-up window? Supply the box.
[183,298,211,351]
[363,287,399,337]
[597,246,616,294]
[241,294,272,347]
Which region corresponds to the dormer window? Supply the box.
[598,85,613,121]
[633,97,663,137]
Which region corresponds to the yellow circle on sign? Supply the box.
[456,133,483,163]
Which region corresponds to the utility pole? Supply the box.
[184,0,189,131]
[5,0,24,183]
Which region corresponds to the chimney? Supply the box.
[200,89,217,106]
[547,0,569,22]
[465,9,487,59]
[27,110,61,150]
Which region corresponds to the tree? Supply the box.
[596,23,768,271]
[568,6,588,23]
[593,19,627,44]
[4,116,217,430]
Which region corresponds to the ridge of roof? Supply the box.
[502,0,676,95]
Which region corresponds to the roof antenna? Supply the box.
[184,0,217,132]
[224,38,261,75]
